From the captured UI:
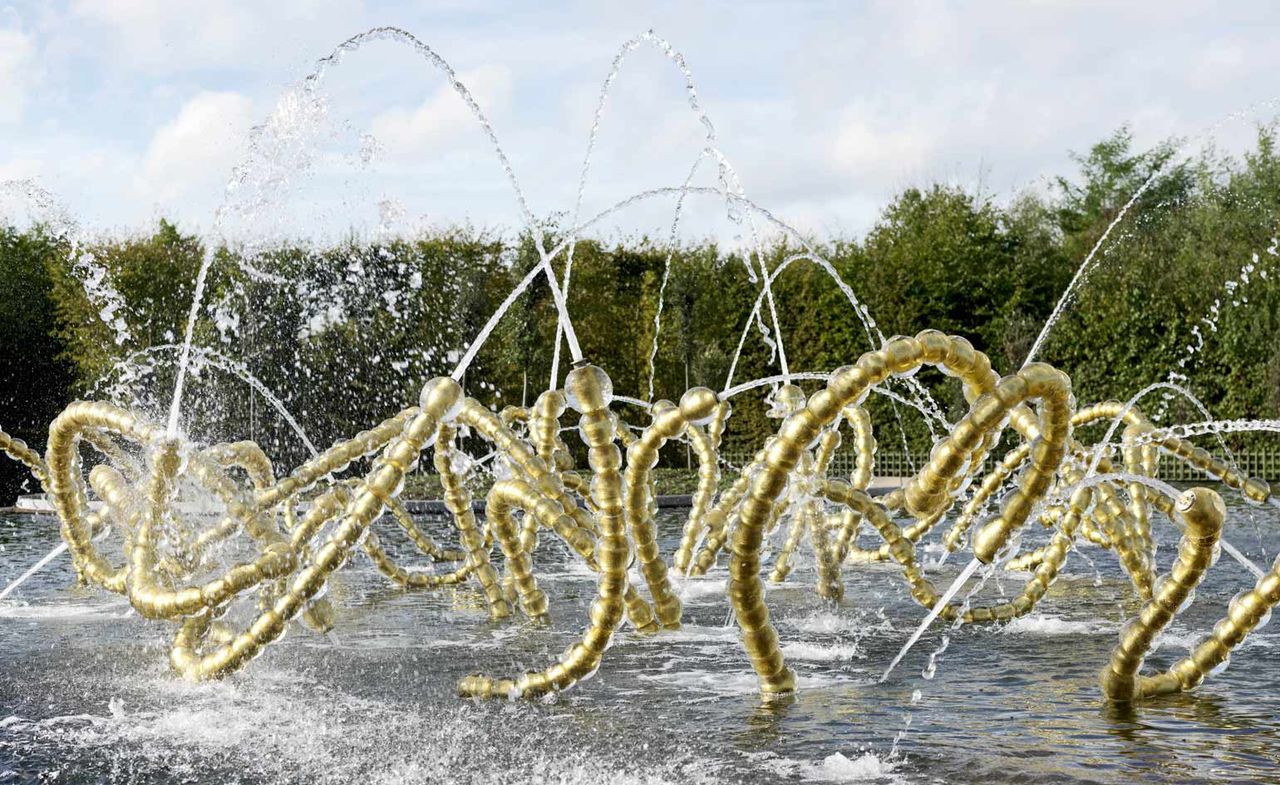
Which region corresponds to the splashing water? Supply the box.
[106,344,318,456]
[8,29,1280,785]
[168,26,586,437]
[1056,471,1264,578]
[554,30,790,394]
[880,557,981,683]
[1158,238,1278,419]
[0,543,68,603]
[0,180,134,349]
[1025,100,1280,366]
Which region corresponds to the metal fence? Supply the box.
[7,429,1280,482]
[722,448,1280,482]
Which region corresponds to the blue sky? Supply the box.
[1,1,1278,243]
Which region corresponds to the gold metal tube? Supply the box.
[170,378,462,679]
[673,423,719,574]
[434,425,510,620]
[485,479,552,622]
[1101,488,1224,703]
[459,364,632,699]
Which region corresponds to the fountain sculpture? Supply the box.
[2,28,1279,717]
[1,331,1276,705]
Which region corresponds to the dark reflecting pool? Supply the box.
[3,492,1280,783]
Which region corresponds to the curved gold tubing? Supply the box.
[361,482,471,592]
[769,486,808,583]
[0,429,48,486]
[26,387,504,676]
[825,405,878,565]
[1121,422,1158,573]
[485,479,552,622]
[622,390,719,627]
[763,384,847,596]
[459,364,629,698]
[671,421,719,574]
[433,424,510,619]
[766,455,848,602]
[84,464,136,592]
[806,496,843,601]
[687,444,764,576]
[983,401,1269,581]
[5,330,1280,706]
[1144,548,1280,699]
[721,332,1077,694]
[821,479,1092,624]
[170,378,464,678]
[944,404,1155,583]
[1101,487,1223,703]
[531,390,571,472]
[384,492,465,562]
[363,527,469,589]
[449,397,657,631]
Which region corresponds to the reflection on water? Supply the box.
[3,491,1280,784]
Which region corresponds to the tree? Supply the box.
[0,226,75,502]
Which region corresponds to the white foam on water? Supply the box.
[364,755,720,785]
[536,560,599,580]
[2,713,103,729]
[1154,629,1278,652]
[1156,626,1202,650]
[7,667,722,784]
[805,751,905,783]
[637,668,862,695]
[754,750,906,784]
[793,609,895,637]
[781,641,866,662]
[0,600,132,620]
[314,632,507,652]
[632,624,739,645]
[1000,614,1117,636]
[676,577,727,602]
[1001,617,1280,656]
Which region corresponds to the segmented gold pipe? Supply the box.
[459,364,630,699]
[1101,487,1224,703]
[7,329,1280,711]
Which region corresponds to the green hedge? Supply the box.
[3,126,1280,503]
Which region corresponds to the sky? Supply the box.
[1,1,1279,244]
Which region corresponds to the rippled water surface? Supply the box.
[3,492,1280,784]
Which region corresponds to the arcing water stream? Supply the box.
[4,26,1280,785]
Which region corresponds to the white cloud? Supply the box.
[69,0,251,70]
[66,0,360,73]
[0,26,36,125]
[366,64,513,160]
[1188,38,1253,91]
[828,113,938,187]
[135,91,255,206]
[2,2,1277,238]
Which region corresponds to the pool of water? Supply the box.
[3,491,1280,784]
